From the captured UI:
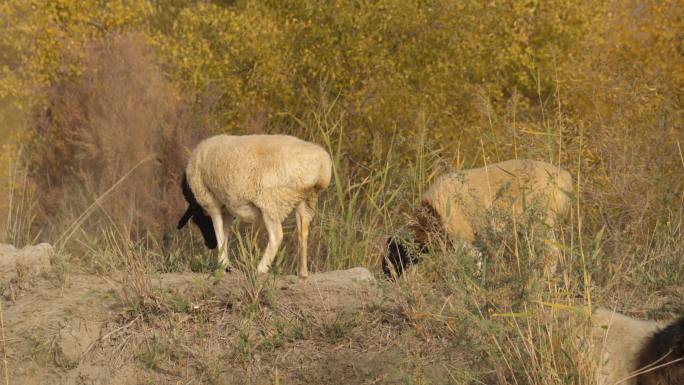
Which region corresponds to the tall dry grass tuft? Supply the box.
[113,231,168,318]
[483,305,597,385]
[2,147,36,246]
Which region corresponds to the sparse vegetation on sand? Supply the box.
[0,1,682,384]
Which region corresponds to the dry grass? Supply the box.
[1,148,35,246]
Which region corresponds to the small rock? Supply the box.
[0,242,54,285]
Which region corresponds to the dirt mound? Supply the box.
[0,243,53,270]
[154,266,378,316]
[3,244,458,385]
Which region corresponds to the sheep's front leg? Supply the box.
[542,214,561,277]
[208,209,229,269]
[543,235,561,277]
[257,214,283,275]
[295,201,313,279]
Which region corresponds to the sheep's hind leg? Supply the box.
[295,201,313,279]
[221,214,234,271]
[257,213,283,275]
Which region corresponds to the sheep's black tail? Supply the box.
[635,315,684,385]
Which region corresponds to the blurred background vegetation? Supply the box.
[0,0,682,290]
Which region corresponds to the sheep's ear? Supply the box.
[192,213,217,249]
[384,237,406,280]
[178,206,193,229]
[384,237,424,280]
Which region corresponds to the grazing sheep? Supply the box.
[177,134,332,278]
[384,159,573,278]
[592,308,684,385]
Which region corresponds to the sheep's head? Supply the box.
[178,172,218,249]
[383,237,426,280]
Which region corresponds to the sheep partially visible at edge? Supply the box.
[592,308,684,385]
[177,134,332,278]
[384,159,573,279]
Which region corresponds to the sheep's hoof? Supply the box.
[297,268,309,280]
[256,265,269,275]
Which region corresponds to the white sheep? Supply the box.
[384,159,573,278]
[592,308,684,385]
[177,134,332,278]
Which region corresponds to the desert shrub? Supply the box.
[474,202,559,300]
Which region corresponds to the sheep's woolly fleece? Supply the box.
[179,134,332,277]
[421,159,573,242]
[384,159,573,278]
